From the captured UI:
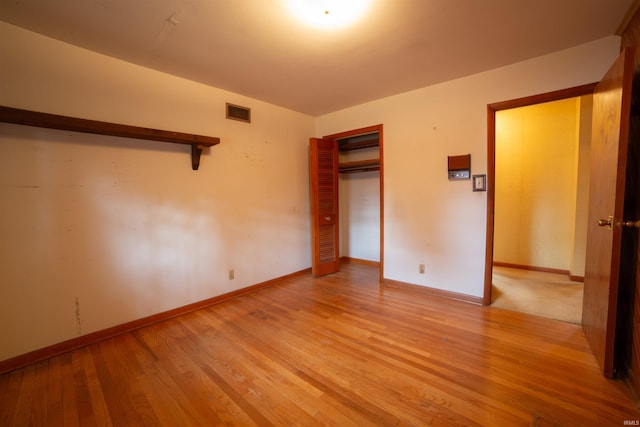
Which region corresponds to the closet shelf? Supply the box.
[338,159,380,173]
[338,134,379,151]
[0,105,220,170]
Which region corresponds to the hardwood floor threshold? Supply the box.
[0,268,311,375]
[382,278,483,305]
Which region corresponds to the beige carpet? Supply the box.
[491,266,584,324]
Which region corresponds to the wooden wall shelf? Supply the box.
[0,106,221,170]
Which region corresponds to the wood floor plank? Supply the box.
[91,336,160,426]
[194,319,318,425]
[45,356,64,427]
[0,369,23,425]
[31,360,53,426]
[201,311,383,426]
[0,263,638,425]
[10,365,35,426]
[150,316,267,425]
[70,349,94,424]
[59,353,80,427]
[131,329,246,425]
[213,300,407,424]
[219,288,525,425]
[77,347,113,426]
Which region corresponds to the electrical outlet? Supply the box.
[229,269,234,280]
[419,264,425,274]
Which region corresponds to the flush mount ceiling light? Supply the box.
[285,0,372,29]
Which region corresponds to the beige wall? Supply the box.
[316,36,620,296]
[572,95,593,278]
[0,22,315,361]
[494,98,584,272]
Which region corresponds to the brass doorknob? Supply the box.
[621,220,640,228]
[597,216,640,229]
[325,216,332,222]
[597,216,613,228]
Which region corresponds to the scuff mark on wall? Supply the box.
[75,297,82,335]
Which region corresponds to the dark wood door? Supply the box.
[582,47,635,378]
[309,137,340,276]
[626,112,640,396]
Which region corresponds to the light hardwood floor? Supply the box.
[1,262,638,425]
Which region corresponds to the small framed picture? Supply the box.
[472,174,486,192]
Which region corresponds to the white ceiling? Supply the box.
[0,0,634,116]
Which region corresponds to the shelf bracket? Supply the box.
[191,144,205,170]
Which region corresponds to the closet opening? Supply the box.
[310,124,384,281]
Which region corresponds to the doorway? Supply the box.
[484,47,638,381]
[310,125,384,281]
[484,84,598,321]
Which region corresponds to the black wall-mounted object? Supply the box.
[448,154,471,180]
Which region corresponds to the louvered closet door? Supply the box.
[309,137,340,276]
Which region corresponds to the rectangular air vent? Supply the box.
[226,103,251,123]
